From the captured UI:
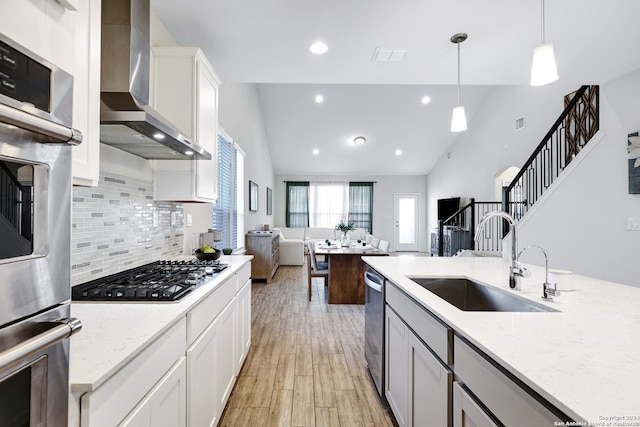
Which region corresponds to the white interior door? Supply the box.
[394,193,419,252]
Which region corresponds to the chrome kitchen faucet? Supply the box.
[517,245,560,301]
[474,211,528,290]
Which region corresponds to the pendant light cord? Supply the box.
[457,41,461,105]
[541,0,546,43]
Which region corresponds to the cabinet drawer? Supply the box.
[236,263,251,293]
[81,319,187,427]
[187,277,235,345]
[454,336,566,427]
[386,282,452,364]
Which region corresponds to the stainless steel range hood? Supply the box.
[100,0,211,160]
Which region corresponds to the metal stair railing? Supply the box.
[504,85,599,220]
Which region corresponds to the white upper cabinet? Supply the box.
[71,0,101,186]
[0,1,99,186]
[151,47,221,202]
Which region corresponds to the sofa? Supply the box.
[273,226,368,266]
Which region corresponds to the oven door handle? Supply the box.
[364,271,383,293]
[0,318,82,372]
[0,103,83,145]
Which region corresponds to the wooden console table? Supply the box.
[245,231,279,282]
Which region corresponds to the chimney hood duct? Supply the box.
[99,0,211,160]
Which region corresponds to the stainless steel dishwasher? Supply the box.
[364,265,386,399]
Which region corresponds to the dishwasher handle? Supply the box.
[364,271,384,293]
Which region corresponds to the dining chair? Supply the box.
[378,240,390,253]
[371,237,380,248]
[307,240,329,301]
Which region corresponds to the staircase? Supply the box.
[504,85,599,220]
[435,85,600,256]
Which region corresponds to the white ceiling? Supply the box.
[151,0,640,175]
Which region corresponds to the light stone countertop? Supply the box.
[69,255,253,393]
[362,255,640,424]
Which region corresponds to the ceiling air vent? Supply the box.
[515,116,526,131]
[372,47,408,62]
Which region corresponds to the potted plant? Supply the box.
[335,218,355,246]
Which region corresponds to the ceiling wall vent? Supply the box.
[372,48,408,62]
[515,116,526,131]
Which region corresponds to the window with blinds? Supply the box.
[213,130,244,250]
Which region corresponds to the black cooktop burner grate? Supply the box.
[72,260,228,302]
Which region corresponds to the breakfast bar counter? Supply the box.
[362,255,640,424]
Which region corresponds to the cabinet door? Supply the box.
[215,301,237,412]
[149,357,187,427]
[72,0,100,186]
[385,307,409,427]
[194,58,218,201]
[409,333,452,427]
[187,319,219,427]
[121,358,187,427]
[453,382,499,427]
[119,398,151,427]
[235,279,252,371]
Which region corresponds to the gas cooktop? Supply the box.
[72,260,228,302]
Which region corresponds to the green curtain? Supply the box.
[285,182,309,227]
[348,182,374,233]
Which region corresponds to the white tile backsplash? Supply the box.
[71,172,184,286]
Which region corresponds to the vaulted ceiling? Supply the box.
[151,0,640,175]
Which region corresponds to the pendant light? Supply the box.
[530,0,558,86]
[450,33,468,132]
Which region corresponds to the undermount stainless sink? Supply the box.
[409,278,558,312]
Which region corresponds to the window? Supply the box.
[212,129,244,250]
[309,182,348,228]
[285,181,374,232]
[348,182,373,233]
[285,182,309,227]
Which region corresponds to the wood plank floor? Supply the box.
[220,263,394,427]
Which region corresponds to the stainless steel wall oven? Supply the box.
[0,32,82,427]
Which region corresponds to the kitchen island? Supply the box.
[69,255,253,427]
[362,255,640,426]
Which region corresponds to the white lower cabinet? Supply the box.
[408,332,452,427]
[185,262,252,427]
[186,318,219,427]
[214,301,237,414]
[80,319,187,427]
[235,278,252,371]
[385,307,409,427]
[76,261,252,427]
[454,336,562,427]
[121,357,187,427]
[187,300,235,427]
[453,382,499,427]
[385,305,452,427]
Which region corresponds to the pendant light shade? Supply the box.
[451,105,467,132]
[530,0,558,86]
[450,33,468,133]
[530,44,558,86]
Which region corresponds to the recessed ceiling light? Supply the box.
[312,148,319,155]
[315,94,324,103]
[395,149,402,156]
[309,41,328,55]
[421,96,431,105]
[354,136,366,146]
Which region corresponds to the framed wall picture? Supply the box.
[249,180,258,211]
[267,187,273,215]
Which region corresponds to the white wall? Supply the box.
[274,174,429,252]
[218,83,275,232]
[427,70,640,286]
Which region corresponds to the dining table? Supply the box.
[314,240,389,304]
